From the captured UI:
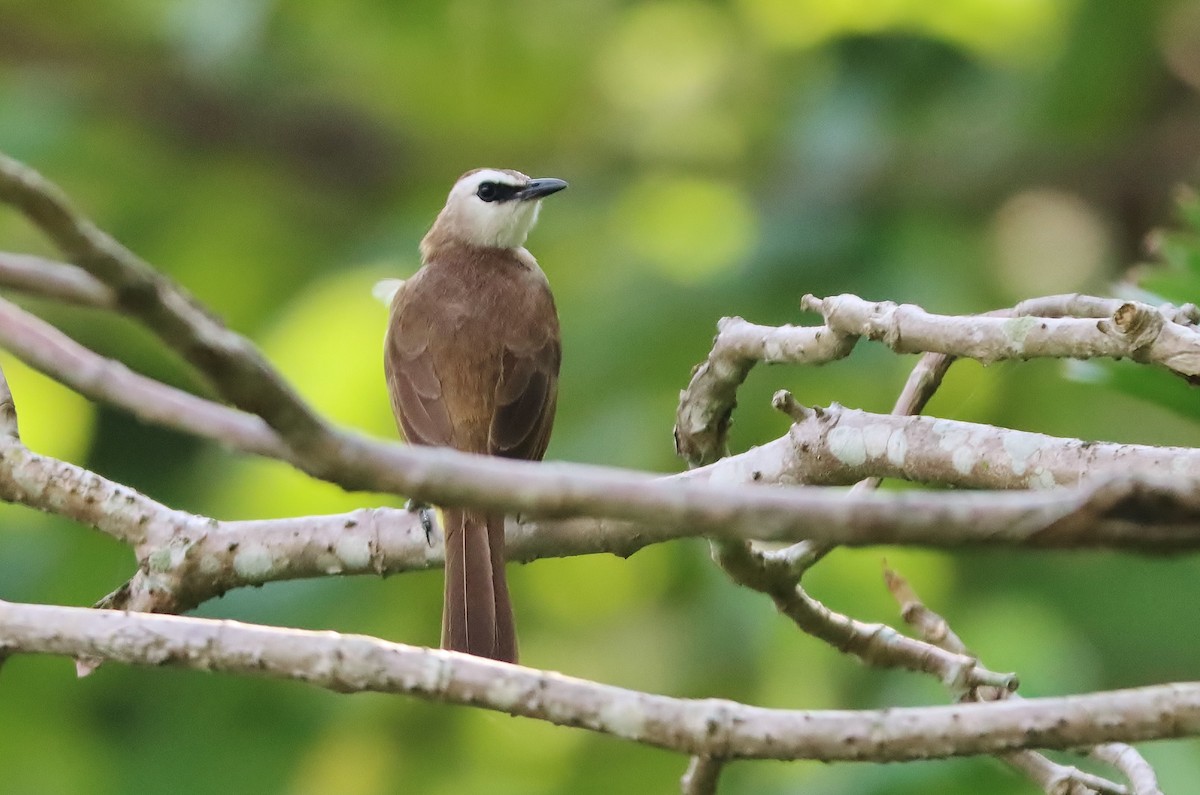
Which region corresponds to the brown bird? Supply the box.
[384,168,566,663]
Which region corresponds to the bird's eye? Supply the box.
[477,182,498,202]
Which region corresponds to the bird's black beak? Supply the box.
[516,177,568,201]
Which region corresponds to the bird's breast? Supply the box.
[388,251,557,454]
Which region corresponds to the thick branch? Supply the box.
[803,293,1200,377]
[10,415,1200,604]
[780,402,1200,491]
[674,293,1200,467]
[679,756,724,795]
[7,413,1200,616]
[4,600,1200,763]
[3,297,1192,517]
[2,412,1194,619]
[674,316,856,466]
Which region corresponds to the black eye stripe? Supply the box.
[476,181,519,203]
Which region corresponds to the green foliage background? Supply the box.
[2,1,1200,792]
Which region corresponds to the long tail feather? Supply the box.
[441,508,516,662]
[488,512,518,663]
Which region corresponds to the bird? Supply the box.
[384,168,567,663]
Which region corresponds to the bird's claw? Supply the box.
[420,509,435,546]
[405,499,436,546]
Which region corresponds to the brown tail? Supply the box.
[441,508,517,663]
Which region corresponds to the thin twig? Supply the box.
[0,296,291,460]
[715,540,1017,691]
[884,566,1139,795]
[1090,744,1163,795]
[680,755,725,795]
[0,251,113,307]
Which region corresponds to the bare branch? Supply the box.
[674,293,1200,467]
[885,566,1144,795]
[802,293,1200,377]
[11,406,1200,608]
[1012,293,1198,326]
[674,316,857,466]
[0,152,339,464]
[0,439,195,549]
[1004,752,1126,795]
[0,402,1190,620]
[680,756,725,795]
[781,403,1200,491]
[891,351,955,417]
[1090,744,1163,795]
[6,293,1194,533]
[0,251,114,307]
[4,600,1200,762]
[0,296,291,461]
[715,540,1016,690]
[7,407,1200,619]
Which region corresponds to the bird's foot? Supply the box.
[405,499,436,546]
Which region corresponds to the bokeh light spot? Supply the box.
[613,174,756,282]
[595,2,735,115]
[259,265,403,436]
[737,0,1069,63]
[1160,0,1200,93]
[290,724,393,795]
[0,353,92,463]
[203,265,405,518]
[990,188,1112,298]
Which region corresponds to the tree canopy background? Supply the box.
[2,1,1199,792]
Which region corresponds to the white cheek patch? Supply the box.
[450,172,541,249]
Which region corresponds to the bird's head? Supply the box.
[424,168,568,254]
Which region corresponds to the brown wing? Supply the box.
[489,334,560,461]
[387,249,561,459]
[384,282,454,448]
